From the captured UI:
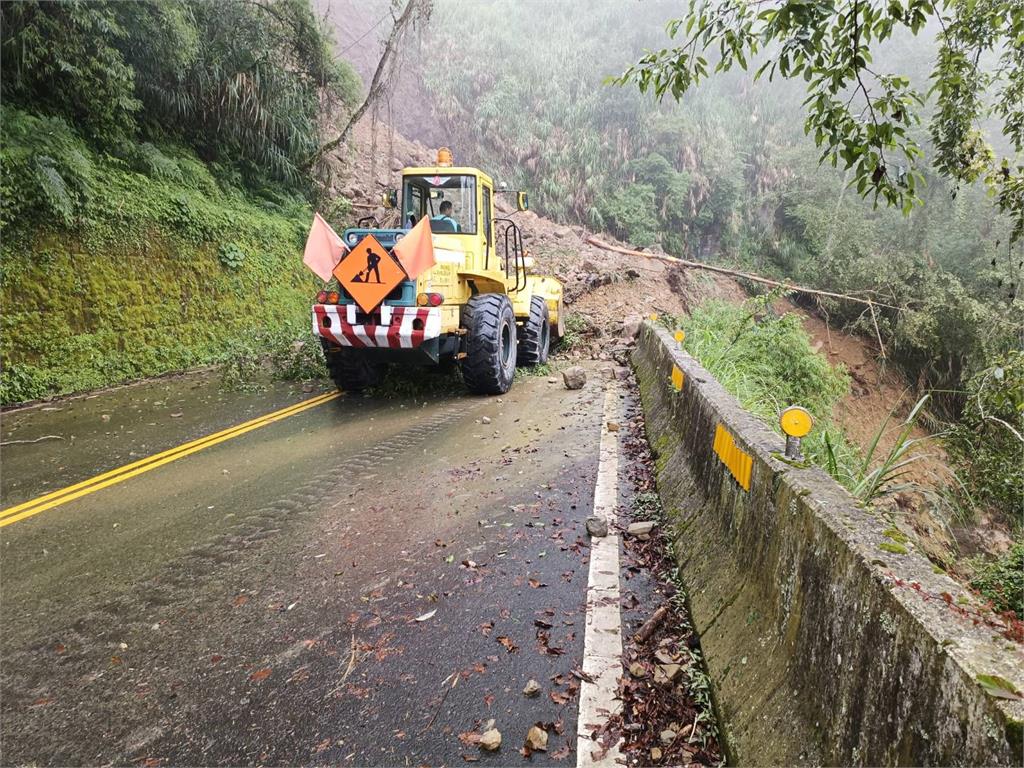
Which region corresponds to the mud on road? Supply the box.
[1,366,719,766]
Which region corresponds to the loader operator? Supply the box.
[431,200,461,233]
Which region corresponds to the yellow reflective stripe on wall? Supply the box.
[713,423,752,491]
[671,364,684,391]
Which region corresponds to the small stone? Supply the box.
[481,416,492,424]
[653,663,682,685]
[525,724,548,751]
[627,521,656,536]
[650,747,663,761]
[614,366,630,381]
[585,517,608,537]
[562,366,586,390]
[523,679,541,697]
[606,421,620,432]
[479,728,501,751]
[660,729,677,745]
[547,377,557,384]
[629,662,648,679]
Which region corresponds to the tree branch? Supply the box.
[307,0,424,169]
[584,235,905,311]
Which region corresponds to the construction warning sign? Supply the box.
[333,234,407,314]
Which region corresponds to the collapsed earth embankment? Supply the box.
[632,321,1023,765]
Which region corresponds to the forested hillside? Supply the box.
[0,0,360,403]
[419,0,1022,526]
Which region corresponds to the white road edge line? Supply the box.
[577,385,624,767]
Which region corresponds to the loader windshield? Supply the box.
[403,174,477,235]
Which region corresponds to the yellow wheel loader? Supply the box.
[312,148,564,395]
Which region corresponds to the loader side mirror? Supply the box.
[382,188,398,209]
[516,191,529,212]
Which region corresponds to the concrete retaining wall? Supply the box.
[632,322,1023,766]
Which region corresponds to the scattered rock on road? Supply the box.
[524,724,548,752]
[523,679,541,697]
[481,416,492,424]
[627,521,656,536]
[479,728,502,751]
[562,366,586,390]
[585,517,608,537]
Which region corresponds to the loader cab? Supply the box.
[400,153,496,273]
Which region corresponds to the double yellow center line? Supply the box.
[0,391,341,529]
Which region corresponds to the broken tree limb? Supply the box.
[633,605,669,644]
[584,236,903,312]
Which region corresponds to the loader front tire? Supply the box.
[322,343,383,392]
[517,295,550,366]
[461,293,517,395]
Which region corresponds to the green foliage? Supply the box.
[218,242,247,270]
[597,183,659,247]
[948,351,1024,523]
[1,0,361,192]
[0,125,318,405]
[849,395,932,503]
[680,299,861,488]
[1,1,140,143]
[615,0,1024,235]
[968,543,1024,615]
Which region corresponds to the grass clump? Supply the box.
[680,298,857,484]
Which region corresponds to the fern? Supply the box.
[33,155,75,225]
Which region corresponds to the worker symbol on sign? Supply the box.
[333,233,407,315]
[351,246,382,284]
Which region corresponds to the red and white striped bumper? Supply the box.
[313,304,442,349]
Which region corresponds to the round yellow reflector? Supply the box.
[416,293,429,306]
[674,330,686,343]
[780,406,813,438]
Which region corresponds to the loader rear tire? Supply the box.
[517,296,550,366]
[321,343,383,392]
[461,293,517,395]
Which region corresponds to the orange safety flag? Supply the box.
[303,212,346,282]
[391,216,436,280]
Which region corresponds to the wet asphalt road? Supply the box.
[0,368,636,765]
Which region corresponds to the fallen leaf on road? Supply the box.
[533,618,553,629]
[528,578,547,589]
[496,636,519,653]
[415,610,437,622]
[249,668,272,682]
[458,731,482,746]
[210,654,223,665]
[232,595,248,607]
[551,744,571,760]
[479,621,494,636]
[483,693,495,708]
[550,690,571,705]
